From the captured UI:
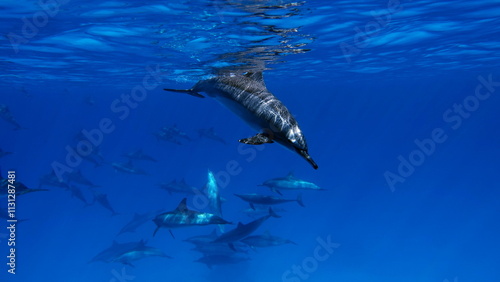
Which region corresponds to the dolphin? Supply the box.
[89,240,146,263]
[117,209,163,235]
[92,191,119,216]
[190,242,248,257]
[241,205,287,218]
[0,148,12,158]
[0,104,24,130]
[39,171,70,189]
[158,179,200,195]
[0,173,47,197]
[66,185,90,206]
[109,245,172,267]
[111,160,148,175]
[259,172,323,195]
[234,193,304,209]
[241,231,297,248]
[67,170,99,187]
[152,198,231,238]
[122,149,158,162]
[164,72,318,169]
[183,229,219,246]
[211,208,279,249]
[198,128,227,144]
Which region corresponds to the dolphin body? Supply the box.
[0,104,24,130]
[90,240,146,263]
[67,170,99,187]
[240,231,297,248]
[118,209,163,235]
[234,193,304,209]
[109,245,172,267]
[92,191,119,216]
[212,208,280,249]
[122,149,158,162]
[0,149,12,158]
[152,198,231,238]
[164,72,318,169]
[111,161,148,175]
[260,172,324,195]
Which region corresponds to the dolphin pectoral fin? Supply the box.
[239,133,274,145]
[169,229,176,239]
[163,88,205,98]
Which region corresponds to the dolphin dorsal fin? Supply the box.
[286,171,295,179]
[175,198,188,212]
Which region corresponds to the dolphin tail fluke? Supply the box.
[163,88,205,98]
[268,207,281,218]
[297,194,305,207]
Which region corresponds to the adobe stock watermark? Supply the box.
[444,277,458,282]
[6,0,69,54]
[339,0,404,63]
[282,235,340,282]
[50,65,166,182]
[109,267,135,282]
[385,74,499,192]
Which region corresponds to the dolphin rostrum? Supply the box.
[164,72,318,169]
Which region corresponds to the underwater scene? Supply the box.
[1,0,499,281]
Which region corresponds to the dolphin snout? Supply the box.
[296,148,318,169]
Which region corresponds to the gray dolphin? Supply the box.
[164,72,318,169]
[152,198,231,238]
[211,208,280,249]
[241,231,297,248]
[259,172,323,195]
[234,193,304,209]
[0,149,12,158]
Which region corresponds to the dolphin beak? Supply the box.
[296,148,318,169]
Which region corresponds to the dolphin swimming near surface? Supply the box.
[152,198,231,238]
[164,72,318,169]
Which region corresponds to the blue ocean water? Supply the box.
[1,0,499,281]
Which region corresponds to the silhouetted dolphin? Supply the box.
[164,72,318,169]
